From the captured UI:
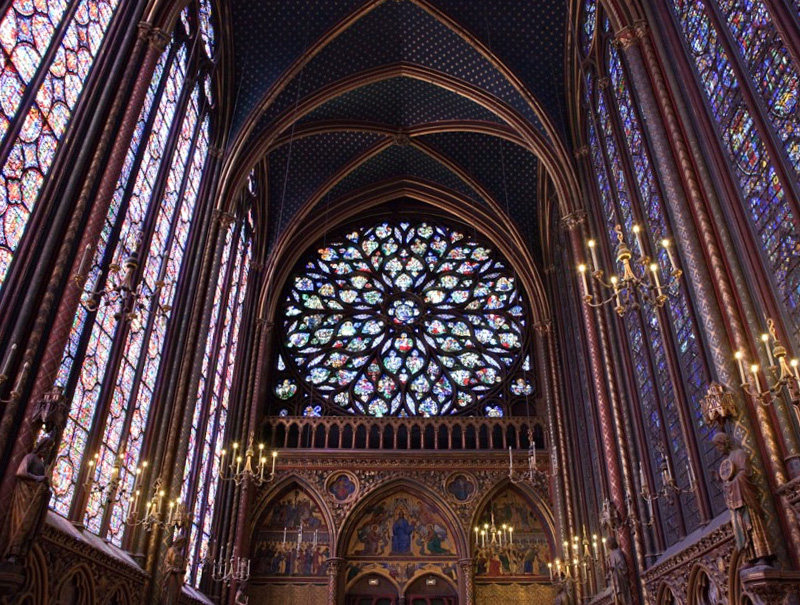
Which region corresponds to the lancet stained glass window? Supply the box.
[50,4,215,546]
[668,0,800,341]
[275,220,528,417]
[183,216,252,587]
[0,0,121,290]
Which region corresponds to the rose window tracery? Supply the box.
[275,221,528,416]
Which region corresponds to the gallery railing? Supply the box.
[263,415,547,452]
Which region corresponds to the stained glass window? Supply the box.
[585,43,713,540]
[607,43,721,517]
[50,4,215,546]
[0,0,121,290]
[582,0,597,56]
[183,217,252,587]
[275,220,529,417]
[669,0,800,341]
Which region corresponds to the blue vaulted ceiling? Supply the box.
[226,0,570,262]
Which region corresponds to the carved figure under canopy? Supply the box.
[160,533,187,605]
[2,435,54,563]
[606,537,632,605]
[712,433,773,565]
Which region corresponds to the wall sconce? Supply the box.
[734,319,800,407]
[578,225,680,316]
[220,431,278,486]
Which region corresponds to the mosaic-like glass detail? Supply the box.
[670,0,800,340]
[582,0,597,56]
[608,45,719,520]
[279,221,526,416]
[0,0,121,288]
[186,220,250,587]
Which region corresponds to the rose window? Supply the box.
[275,221,528,416]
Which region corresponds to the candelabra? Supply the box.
[220,432,278,486]
[279,521,321,553]
[636,452,696,526]
[473,509,513,550]
[734,318,800,407]
[125,476,187,532]
[508,437,557,486]
[577,225,681,316]
[83,450,132,508]
[548,530,602,587]
[212,543,250,585]
[72,242,173,323]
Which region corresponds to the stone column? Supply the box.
[562,211,642,605]
[458,558,475,605]
[327,557,345,605]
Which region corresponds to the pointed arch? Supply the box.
[337,478,468,560]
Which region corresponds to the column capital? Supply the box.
[533,320,552,335]
[208,146,224,159]
[560,210,587,231]
[597,76,611,90]
[213,209,235,228]
[574,145,590,159]
[614,23,646,50]
[140,24,171,51]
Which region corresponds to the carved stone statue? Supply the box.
[554,581,573,605]
[606,537,632,605]
[30,386,67,434]
[160,533,187,605]
[2,435,54,563]
[235,581,249,605]
[712,433,773,565]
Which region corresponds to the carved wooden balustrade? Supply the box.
[263,415,548,451]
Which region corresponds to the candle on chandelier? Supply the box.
[735,351,747,385]
[77,243,91,277]
[592,535,598,560]
[662,239,677,273]
[632,225,645,256]
[578,264,590,299]
[283,527,287,544]
[1,342,16,378]
[509,527,513,545]
[508,446,513,474]
[650,264,663,296]
[761,333,775,367]
[13,362,29,393]
[481,530,486,548]
[791,359,800,381]
[271,450,278,475]
[548,562,553,581]
[751,364,763,395]
[587,239,600,271]
[502,524,507,545]
[601,537,608,557]
[474,526,479,546]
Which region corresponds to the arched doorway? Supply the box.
[404,573,458,605]
[340,483,465,604]
[346,573,400,605]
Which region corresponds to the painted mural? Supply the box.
[474,488,552,578]
[252,487,331,577]
[347,491,456,558]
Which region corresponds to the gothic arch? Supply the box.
[468,478,556,546]
[337,478,469,561]
[52,565,94,605]
[219,64,582,221]
[249,473,336,547]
